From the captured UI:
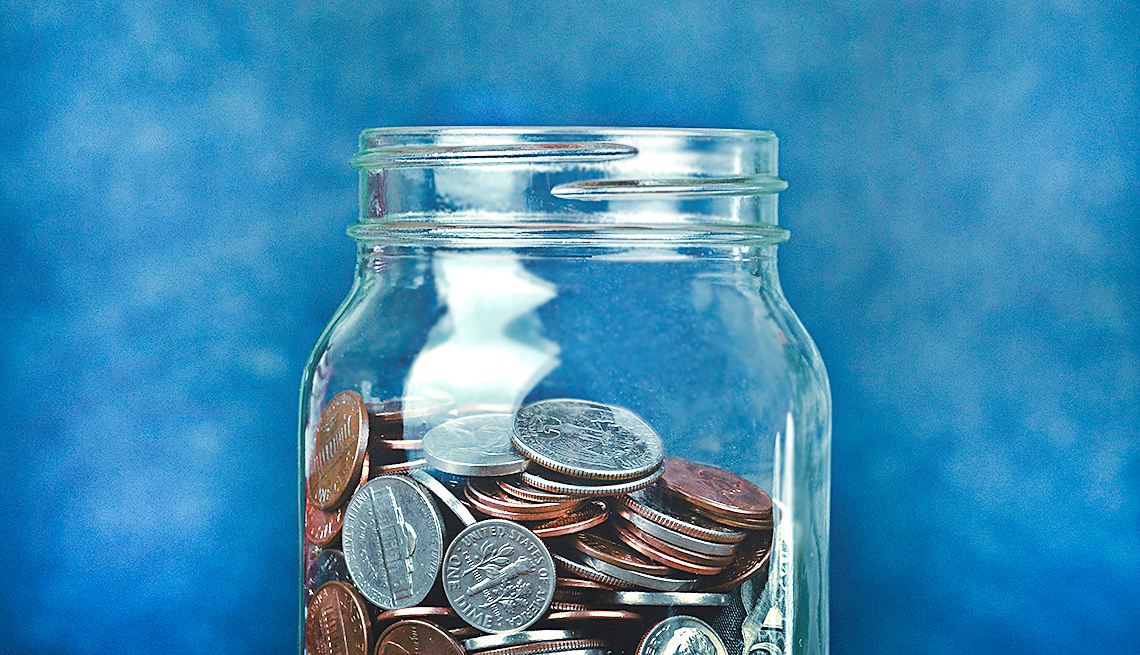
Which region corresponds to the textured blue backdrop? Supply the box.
[2,1,1137,653]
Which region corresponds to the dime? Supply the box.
[304,549,350,602]
[568,530,674,576]
[376,619,464,655]
[308,390,369,509]
[521,466,662,497]
[464,629,586,652]
[699,529,774,593]
[570,552,699,592]
[513,399,664,481]
[528,501,608,538]
[621,487,747,544]
[442,519,556,633]
[613,507,736,557]
[424,414,530,476]
[341,476,444,609]
[610,521,728,576]
[636,616,728,655]
[409,468,477,526]
[661,457,772,526]
[599,591,732,606]
[305,581,370,655]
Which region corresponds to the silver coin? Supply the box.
[614,508,736,557]
[551,553,638,589]
[341,475,443,609]
[463,629,585,651]
[513,399,665,481]
[409,469,477,527]
[623,488,747,544]
[521,465,662,497]
[442,519,556,633]
[423,414,530,476]
[600,591,732,606]
[637,616,728,655]
[571,552,698,592]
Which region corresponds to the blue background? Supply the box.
[2,1,1137,653]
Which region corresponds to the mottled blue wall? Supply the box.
[2,1,1137,653]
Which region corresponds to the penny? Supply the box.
[465,479,585,520]
[621,487,747,544]
[569,530,674,576]
[373,438,423,450]
[613,507,736,557]
[521,466,662,497]
[341,475,444,609]
[542,609,645,622]
[636,616,728,655]
[691,505,774,530]
[610,521,729,575]
[555,577,613,590]
[308,390,369,509]
[424,414,530,476]
[304,549,350,602]
[409,468,477,526]
[612,518,736,567]
[464,629,586,652]
[661,457,773,526]
[305,498,347,548]
[376,619,464,655]
[552,553,637,590]
[571,552,699,592]
[513,399,665,481]
[600,591,732,606]
[499,476,579,503]
[442,519,556,633]
[699,528,774,593]
[305,581,370,655]
[372,459,428,475]
[479,638,609,655]
[528,501,608,538]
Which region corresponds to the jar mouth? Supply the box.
[352,126,785,228]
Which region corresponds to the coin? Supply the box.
[698,529,774,592]
[552,553,637,590]
[613,507,736,557]
[568,530,674,576]
[464,629,586,652]
[513,399,665,481]
[621,486,747,544]
[341,475,444,609]
[372,438,423,450]
[636,616,728,655]
[542,609,645,622]
[376,619,464,655]
[599,591,732,606]
[464,479,586,520]
[479,638,609,655]
[305,581,370,655]
[442,519,557,633]
[610,521,728,576]
[569,552,699,592]
[521,466,662,497]
[409,468,477,526]
[424,414,530,476]
[611,518,735,567]
[374,606,459,624]
[661,457,772,526]
[372,459,428,475]
[304,549,350,602]
[308,390,369,509]
[527,501,609,538]
[305,497,346,548]
[499,476,579,503]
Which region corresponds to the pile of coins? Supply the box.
[304,393,774,655]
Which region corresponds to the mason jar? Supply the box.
[299,127,830,655]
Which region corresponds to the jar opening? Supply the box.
[351,127,785,231]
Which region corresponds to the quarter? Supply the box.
[424,414,530,476]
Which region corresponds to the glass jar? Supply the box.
[299,127,830,655]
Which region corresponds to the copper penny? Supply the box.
[374,606,459,624]
[661,457,772,525]
[305,581,370,655]
[308,391,370,509]
[691,505,774,530]
[569,530,673,576]
[371,458,427,475]
[698,528,774,592]
[527,501,608,538]
[609,521,726,576]
[542,609,645,622]
[306,454,371,545]
[376,619,464,655]
[621,486,747,544]
[499,476,579,503]
[611,518,736,567]
[612,507,736,557]
[465,479,585,520]
[556,577,613,590]
[372,438,423,451]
